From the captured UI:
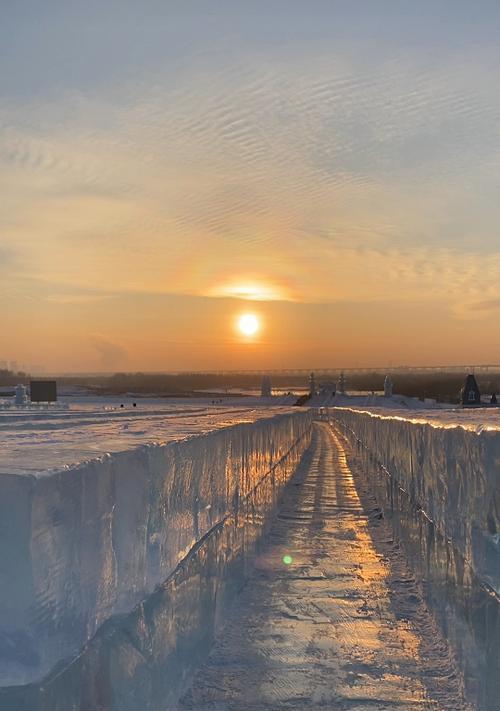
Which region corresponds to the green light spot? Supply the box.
[283,555,293,566]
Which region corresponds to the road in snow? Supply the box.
[179,422,471,711]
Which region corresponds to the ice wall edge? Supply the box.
[0,410,313,701]
[328,407,500,711]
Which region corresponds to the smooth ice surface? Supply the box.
[0,405,312,689]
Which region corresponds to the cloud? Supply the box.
[90,335,127,368]
[2,8,500,371]
[465,298,500,313]
[206,278,296,302]
[45,293,116,305]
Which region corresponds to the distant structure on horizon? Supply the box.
[309,372,316,396]
[30,380,58,403]
[14,384,28,406]
[336,372,346,396]
[461,374,481,407]
[384,375,393,398]
[260,376,272,398]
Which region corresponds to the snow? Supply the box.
[326,403,500,432]
[0,403,313,689]
[0,400,299,476]
[309,391,438,410]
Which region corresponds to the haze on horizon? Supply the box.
[2,1,500,373]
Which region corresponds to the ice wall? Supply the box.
[328,407,500,710]
[0,410,313,695]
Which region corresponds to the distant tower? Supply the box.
[337,372,346,396]
[491,393,498,405]
[261,375,272,398]
[384,375,393,398]
[15,384,28,406]
[309,372,316,396]
[461,374,481,407]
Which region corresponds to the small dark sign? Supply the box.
[30,380,57,403]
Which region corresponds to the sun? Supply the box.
[238,313,260,337]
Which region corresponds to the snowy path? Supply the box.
[178,422,469,711]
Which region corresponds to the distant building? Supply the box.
[461,374,481,407]
[14,384,28,406]
[261,376,272,398]
[491,393,498,405]
[309,372,316,396]
[336,372,346,395]
[384,375,393,398]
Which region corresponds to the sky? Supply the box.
[2,1,500,372]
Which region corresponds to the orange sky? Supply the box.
[2,3,500,372]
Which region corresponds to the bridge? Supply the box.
[173,364,500,376]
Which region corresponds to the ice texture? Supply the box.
[0,403,301,475]
[0,407,313,691]
[327,406,500,710]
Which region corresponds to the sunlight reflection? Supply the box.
[208,280,290,301]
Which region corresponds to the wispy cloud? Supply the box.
[45,293,117,305]
[91,335,127,369]
[464,298,500,313]
[2,2,500,367]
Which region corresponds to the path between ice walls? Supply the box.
[0,409,313,706]
[326,406,500,711]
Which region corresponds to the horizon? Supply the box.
[4,363,500,378]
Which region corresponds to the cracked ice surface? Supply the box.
[0,404,312,689]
